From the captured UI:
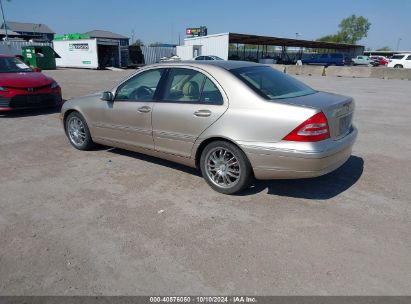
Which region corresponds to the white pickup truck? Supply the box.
[352,55,379,66]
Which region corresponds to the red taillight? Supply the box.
[283,112,330,142]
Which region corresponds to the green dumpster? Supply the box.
[21,46,60,70]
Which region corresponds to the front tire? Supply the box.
[200,141,253,194]
[65,111,95,150]
[394,64,403,68]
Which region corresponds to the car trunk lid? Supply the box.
[277,91,354,140]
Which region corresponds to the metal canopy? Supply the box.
[228,33,361,50]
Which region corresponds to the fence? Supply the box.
[140,46,176,64]
[0,41,52,56]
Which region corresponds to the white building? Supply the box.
[177,33,229,60]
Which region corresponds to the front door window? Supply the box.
[115,69,164,101]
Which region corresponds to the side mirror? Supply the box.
[32,67,42,72]
[101,91,114,101]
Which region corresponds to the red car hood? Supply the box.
[0,72,53,88]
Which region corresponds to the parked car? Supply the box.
[352,55,379,66]
[302,53,352,66]
[159,55,181,62]
[61,61,357,194]
[0,54,62,112]
[387,54,411,69]
[194,55,224,61]
[370,55,389,66]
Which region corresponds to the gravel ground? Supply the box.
[0,68,410,295]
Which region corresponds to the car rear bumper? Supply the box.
[0,93,63,111]
[240,127,357,180]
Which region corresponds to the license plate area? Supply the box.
[27,95,42,104]
[337,113,353,138]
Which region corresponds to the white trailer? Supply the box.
[53,38,121,69]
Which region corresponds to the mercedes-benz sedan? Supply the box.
[61,61,357,194]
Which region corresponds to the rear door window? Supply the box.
[391,55,405,60]
[200,78,224,104]
[162,68,205,102]
[161,68,224,105]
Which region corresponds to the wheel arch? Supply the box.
[63,108,90,134]
[194,136,253,174]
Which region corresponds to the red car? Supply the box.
[0,54,62,112]
[370,56,389,66]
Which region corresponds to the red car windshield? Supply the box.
[0,57,33,73]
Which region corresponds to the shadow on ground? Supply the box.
[0,105,63,118]
[109,148,364,199]
[109,148,200,176]
[242,155,364,199]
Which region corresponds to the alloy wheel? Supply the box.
[205,147,241,189]
[68,116,87,147]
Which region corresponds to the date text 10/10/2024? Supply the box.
[149,296,257,303]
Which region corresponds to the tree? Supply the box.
[132,39,144,46]
[317,32,346,43]
[376,46,392,51]
[339,15,371,44]
[317,15,371,45]
[149,42,162,47]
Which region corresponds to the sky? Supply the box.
[1,0,411,50]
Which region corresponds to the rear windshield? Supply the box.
[0,57,32,73]
[231,66,316,100]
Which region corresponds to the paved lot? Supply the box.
[0,69,410,295]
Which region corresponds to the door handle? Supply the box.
[194,110,212,117]
[137,106,151,113]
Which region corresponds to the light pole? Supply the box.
[295,33,303,59]
[0,0,9,41]
[396,38,402,51]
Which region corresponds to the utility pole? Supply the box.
[131,29,135,45]
[0,0,9,41]
[396,38,402,51]
[295,33,303,58]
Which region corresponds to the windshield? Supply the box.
[0,57,33,73]
[231,66,316,100]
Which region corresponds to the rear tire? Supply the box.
[65,111,95,150]
[200,141,253,194]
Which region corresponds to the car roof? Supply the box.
[152,60,262,71]
[0,54,14,58]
